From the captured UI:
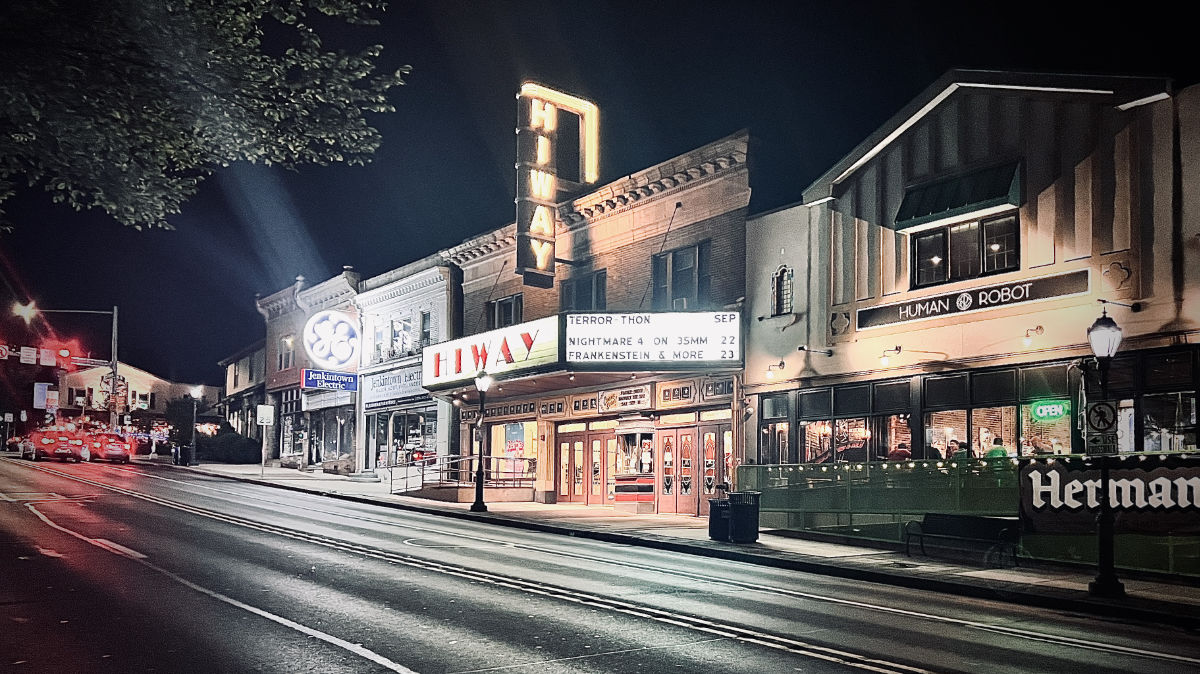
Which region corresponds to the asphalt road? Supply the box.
[2,457,1199,673]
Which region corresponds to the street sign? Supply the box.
[3,413,12,423]
[45,390,59,415]
[33,383,51,409]
[256,405,275,426]
[39,348,56,366]
[1086,432,1119,455]
[1086,402,1117,433]
[20,347,36,365]
[0,345,8,359]
[72,357,111,368]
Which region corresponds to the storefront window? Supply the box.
[833,418,869,462]
[1143,392,1197,453]
[971,406,1017,457]
[874,414,912,460]
[1020,400,1071,455]
[490,421,537,479]
[801,420,833,463]
[925,410,967,459]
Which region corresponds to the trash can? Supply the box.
[727,491,761,543]
[708,498,730,541]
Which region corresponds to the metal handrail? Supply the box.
[385,454,536,494]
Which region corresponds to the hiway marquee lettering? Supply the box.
[857,270,1089,330]
[514,84,600,288]
[421,316,560,389]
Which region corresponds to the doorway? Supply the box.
[657,427,698,515]
[557,431,616,505]
[698,423,733,516]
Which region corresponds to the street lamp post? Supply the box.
[189,386,203,466]
[1086,304,1126,598]
[12,302,119,428]
[471,370,493,513]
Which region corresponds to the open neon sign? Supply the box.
[1031,400,1069,421]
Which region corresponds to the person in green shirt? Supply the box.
[986,437,1010,458]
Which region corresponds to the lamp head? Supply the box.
[12,300,37,324]
[189,386,203,400]
[1087,311,1123,359]
[475,370,493,393]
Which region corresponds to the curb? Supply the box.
[149,461,1200,629]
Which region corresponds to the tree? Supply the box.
[164,394,203,447]
[0,0,409,231]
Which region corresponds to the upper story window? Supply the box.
[278,336,295,370]
[487,294,523,329]
[770,266,793,316]
[232,363,240,388]
[652,241,711,311]
[911,214,1019,289]
[562,270,607,311]
[393,316,413,354]
[419,311,432,347]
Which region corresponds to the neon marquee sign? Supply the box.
[514,83,599,288]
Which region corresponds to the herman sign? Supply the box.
[858,270,1089,330]
[1019,456,1200,535]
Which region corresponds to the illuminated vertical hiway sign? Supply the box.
[515,83,599,288]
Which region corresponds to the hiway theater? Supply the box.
[422,311,742,515]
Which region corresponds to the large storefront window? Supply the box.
[873,414,912,459]
[925,409,967,459]
[489,421,537,480]
[758,394,790,464]
[971,406,1017,456]
[1143,392,1197,453]
[801,420,833,463]
[366,406,438,466]
[1020,400,1071,455]
[833,418,868,462]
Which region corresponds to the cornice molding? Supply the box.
[356,268,448,308]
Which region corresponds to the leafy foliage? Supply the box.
[0,0,409,231]
[164,394,202,447]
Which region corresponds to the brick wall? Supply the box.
[461,207,746,335]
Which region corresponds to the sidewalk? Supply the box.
[136,456,1200,628]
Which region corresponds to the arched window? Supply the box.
[770,266,793,317]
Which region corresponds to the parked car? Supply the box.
[87,432,132,464]
[25,426,86,462]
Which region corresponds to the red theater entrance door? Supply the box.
[657,428,698,515]
[557,431,615,506]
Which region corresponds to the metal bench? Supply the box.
[904,513,1019,566]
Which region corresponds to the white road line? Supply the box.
[449,637,729,673]
[14,458,1200,667]
[15,464,928,674]
[22,502,419,674]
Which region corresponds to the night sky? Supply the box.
[1,1,1195,389]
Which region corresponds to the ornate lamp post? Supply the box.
[471,370,493,513]
[188,386,203,467]
[1086,304,1125,598]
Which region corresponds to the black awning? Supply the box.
[893,161,1021,230]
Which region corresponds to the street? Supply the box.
[2,457,1198,673]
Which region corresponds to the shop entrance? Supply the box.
[697,423,733,516]
[657,427,699,515]
[556,431,617,506]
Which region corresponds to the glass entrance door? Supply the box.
[657,427,699,515]
[698,423,733,516]
[558,432,613,505]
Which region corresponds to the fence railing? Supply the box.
[384,454,536,494]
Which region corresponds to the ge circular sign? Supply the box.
[303,310,360,371]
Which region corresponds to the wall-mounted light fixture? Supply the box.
[880,345,902,366]
[1023,326,1044,347]
[797,345,833,356]
[568,373,575,381]
[765,360,785,379]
